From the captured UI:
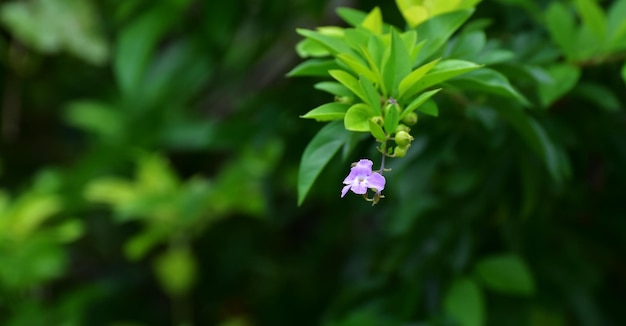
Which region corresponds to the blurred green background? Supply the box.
[0,0,625,325]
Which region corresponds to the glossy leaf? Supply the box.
[298,121,350,205]
[382,29,412,98]
[344,103,376,132]
[401,89,441,119]
[450,68,529,106]
[329,70,367,103]
[369,120,387,142]
[398,58,440,100]
[410,59,482,95]
[444,278,485,326]
[296,29,351,56]
[300,103,351,121]
[114,8,173,95]
[337,54,378,84]
[384,104,400,135]
[336,7,368,27]
[545,3,577,61]
[314,82,353,98]
[287,59,338,77]
[414,9,474,64]
[475,254,535,296]
[361,7,382,35]
[359,76,382,115]
[538,64,580,108]
[574,0,608,41]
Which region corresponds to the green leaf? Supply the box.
[298,121,350,205]
[417,99,439,117]
[381,29,412,98]
[369,120,387,142]
[154,246,197,296]
[300,103,351,121]
[449,30,486,60]
[492,105,568,181]
[64,101,124,140]
[314,82,354,98]
[449,68,530,106]
[537,64,580,108]
[444,278,485,326]
[287,59,338,77]
[384,104,400,134]
[398,58,440,100]
[114,8,174,95]
[401,89,441,118]
[336,7,368,27]
[359,76,382,115]
[574,82,621,112]
[0,0,109,65]
[415,9,474,64]
[296,28,352,56]
[622,62,626,85]
[296,38,331,58]
[361,7,382,34]
[574,0,608,41]
[474,254,535,296]
[411,59,482,95]
[545,3,577,61]
[345,103,376,132]
[337,53,378,84]
[329,70,367,103]
[608,0,626,48]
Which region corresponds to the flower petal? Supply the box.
[341,185,351,197]
[365,172,386,191]
[350,180,368,194]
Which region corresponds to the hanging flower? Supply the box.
[341,159,386,198]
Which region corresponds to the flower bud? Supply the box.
[383,103,402,117]
[370,116,384,126]
[393,145,409,158]
[402,112,418,126]
[395,131,413,147]
[394,124,411,134]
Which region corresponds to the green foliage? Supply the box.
[0,0,625,325]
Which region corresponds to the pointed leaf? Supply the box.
[574,0,608,41]
[314,82,353,98]
[361,7,382,34]
[401,89,441,118]
[287,59,338,77]
[537,64,580,108]
[545,3,577,60]
[411,59,482,95]
[369,120,387,142]
[359,76,382,115]
[296,29,351,55]
[336,7,368,27]
[450,68,530,106]
[444,278,485,326]
[329,70,368,103]
[475,254,535,296]
[298,121,350,205]
[300,103,351,121]
[384,104,400,134]
[415,9,474,64]
[398,58,440,100]
[337,53,378,83]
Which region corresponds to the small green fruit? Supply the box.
[395,124,411,134]
[402,112,418,126]
[395,131,413,147]
[393,145,409,158]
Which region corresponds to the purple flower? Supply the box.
[341,159,386,197]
